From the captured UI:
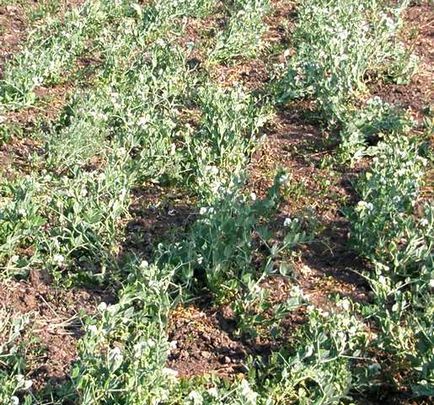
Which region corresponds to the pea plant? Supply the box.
[161,173,311,339]
[209,0,270,63]
[278,0,415,125]
[348,134,434,396]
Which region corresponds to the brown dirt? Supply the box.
[0,4,27,77]
[167,287,307,379]
[263,0,296,44]
[122,185,198,262]
[0,136,43,178]
[167,305,247,378]
[0,86,73,180]
[0,271,112,392]
[0,0,429,395]
[160,0,371,379]
[246,1,434,314]
[372,3,434,120]
[0,1,89,129]
[0,1,87,75]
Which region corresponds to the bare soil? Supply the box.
[167,305,247,378]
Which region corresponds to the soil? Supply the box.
[246,102,371,305]
[0,271,112,392]
[167,288,307,379]
[122,185,198,262]
[0,1,87,76]
[167,305,247,378]
[0,4,27,78]
[165,0,433,380]
[0,136,43,178]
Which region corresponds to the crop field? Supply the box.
[0,0,433,403]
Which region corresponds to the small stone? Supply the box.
[201,351,211,359]
[224,356,231,364]
[181,350,190,359]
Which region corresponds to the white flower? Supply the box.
[356,200,373,212]
[384,16,396,31]
[88,325,98,334]
[116,147,127,157]
[97,302,107,312]
[139,260,149,269]
[133,342,145,357]
[17,208,26,217]
[283,218,292,227]
[420,218,429,227]
[199,207,208,215]
[338,299,351,311]
[146,339,156,348]
[378,275,387,285]
[205,165,219,176]
[10,396,19,405]
[429,279,434,289]
[10,255,19,264]
[162,367,178,378]
[138,115,150,128]
[240,379,258,403]
[23,379,32,390]
[338,29,349,40]
[188,391,203,404]
[207,387,219,398]
[109,347,122,360]
[279,174,289,185]
[250,192,257,201]
[53,254,65,265]
[16,374,32,390]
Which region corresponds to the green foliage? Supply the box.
[0,312,31,404]
[210,0,270,62]
[348,134,434,396]
[278,0,416,124]
[339,97,413,162]
[0,177,46,275]
[73,263,176,404]
[260,303,370,404]
[0,0,216,109]
[0,0,431,402]
[185,85,270,199]
[1,0,109,107]
[161,173,310,338]
[348,136,429,272]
